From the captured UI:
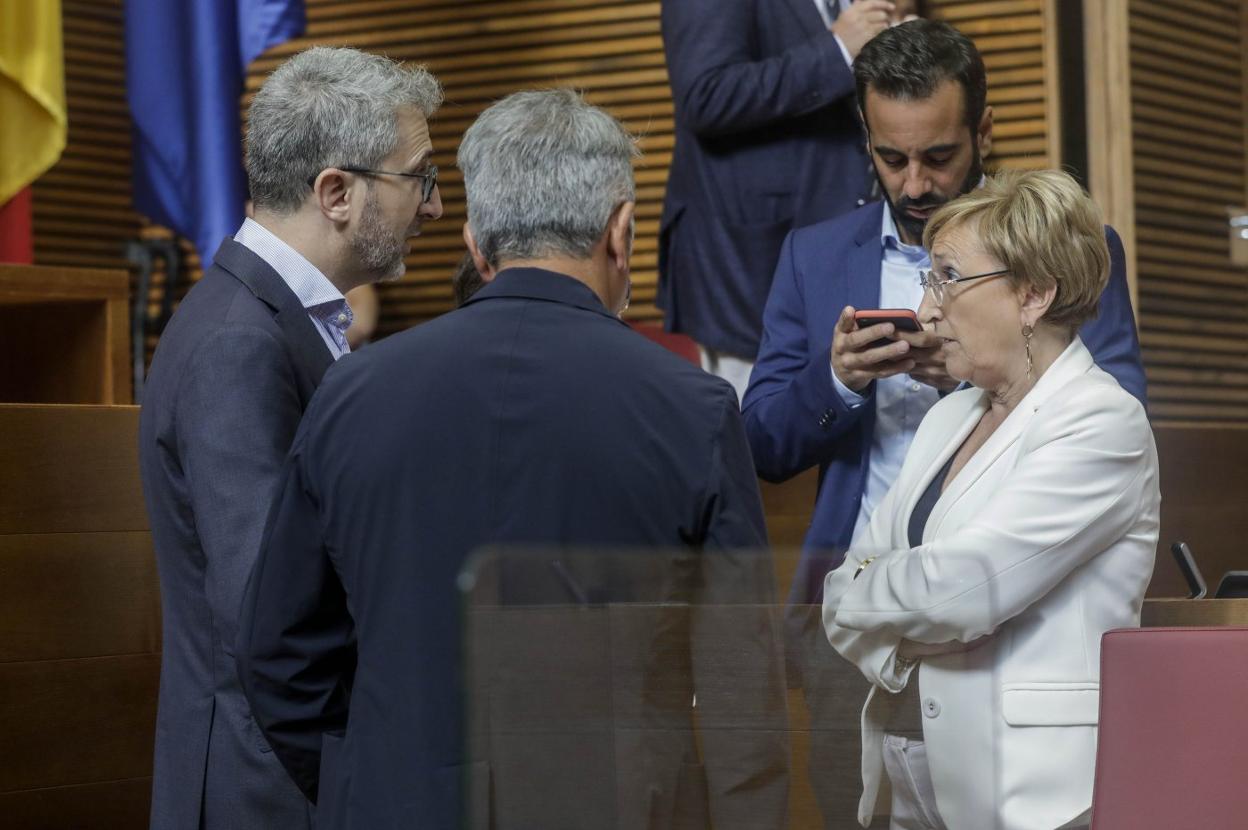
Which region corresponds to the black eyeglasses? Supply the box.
[919,267,1009,305]
[306,165,439,204]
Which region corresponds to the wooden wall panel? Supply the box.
[1128,0,1248,423]
[0,778,152,830]
[38,1,1063,348]
[928,0,1057,170]
[241,0,1058,337]
[0,264,132,404]
[0,405,159,826]
[0,532,159,663]
[0,404,148,535]
[247,0,671,336]
[0,655,160,793]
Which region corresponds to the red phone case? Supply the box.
[853,308,921,331]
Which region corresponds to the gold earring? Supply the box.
[1022,323,1034,380]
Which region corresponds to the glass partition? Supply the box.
[459,547,892,829]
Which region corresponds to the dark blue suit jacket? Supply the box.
[741,201,1147,605]
[237,268,785,829]
[138,239,328,829]
[658,0,873,359]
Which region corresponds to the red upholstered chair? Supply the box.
[1090,626,1248,829]
[628,322,701,366]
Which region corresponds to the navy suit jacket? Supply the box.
[658,0,874,359]
[138,239,329,829]
[741,201,1147,605]
[237,268,787,830]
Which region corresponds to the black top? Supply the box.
[908,454,957,547]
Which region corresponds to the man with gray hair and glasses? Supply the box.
[238,88,789,829]
[138,47,443,830]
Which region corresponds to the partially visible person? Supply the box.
[823,169,1160,830]
[658,0,919,400]
[344,284,379,348]
[138,47,443,830]
[238,89,788,830]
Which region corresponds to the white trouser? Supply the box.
[882,735,947,830]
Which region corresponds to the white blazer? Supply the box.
[822,338,1160,830]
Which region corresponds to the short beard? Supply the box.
[349,185,408,283]
[879,143,984,245]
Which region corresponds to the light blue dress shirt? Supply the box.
[234,218,353,359]
[831,206,941,545]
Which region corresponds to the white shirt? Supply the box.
[233,218,353,360]
[831,206,940,545]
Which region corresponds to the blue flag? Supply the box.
[125,0,305,262]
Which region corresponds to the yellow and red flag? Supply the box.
[0,0,67,262]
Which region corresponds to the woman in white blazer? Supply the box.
[822,170,1160,830]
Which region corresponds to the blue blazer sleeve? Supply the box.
[662,0,855,137]
[742,231,872,482]
[237,430,356,803]
[178,325,303,664]
[1079,226,1147,407]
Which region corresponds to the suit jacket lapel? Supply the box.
[847,204,884,312]
[924,338,1098,540]
[210,239,335,395]
[892,390,985,544]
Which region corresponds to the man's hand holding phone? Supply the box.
[831,306,915,392]
[831,306,959,393]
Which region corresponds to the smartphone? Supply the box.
[854,308,921,348]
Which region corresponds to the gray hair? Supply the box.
[457,89,639,267]
[246,47,443,213]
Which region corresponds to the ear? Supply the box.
[977,104,994,160]
[462,223,497,282]
[312,169,354,225]
[606,201,635,274]
[1017,279,1056,329]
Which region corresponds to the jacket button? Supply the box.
[856,198,866,206]
[923,697,941,718]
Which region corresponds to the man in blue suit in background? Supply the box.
[741,21,1145,826]
[138,48,444,829]
[238,89,788,830]
[659,0,916,399]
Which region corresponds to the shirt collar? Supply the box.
[234,217,347,312]
[879,203,927,260]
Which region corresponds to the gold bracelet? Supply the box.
[852,556,877,580]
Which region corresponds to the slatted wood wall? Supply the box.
[247,0,1060,336]
[248,0,673,336]
[33,0,140,272]
[36,0,1064,345]
[928,0,1059,170]
[1128,0,1248,423]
